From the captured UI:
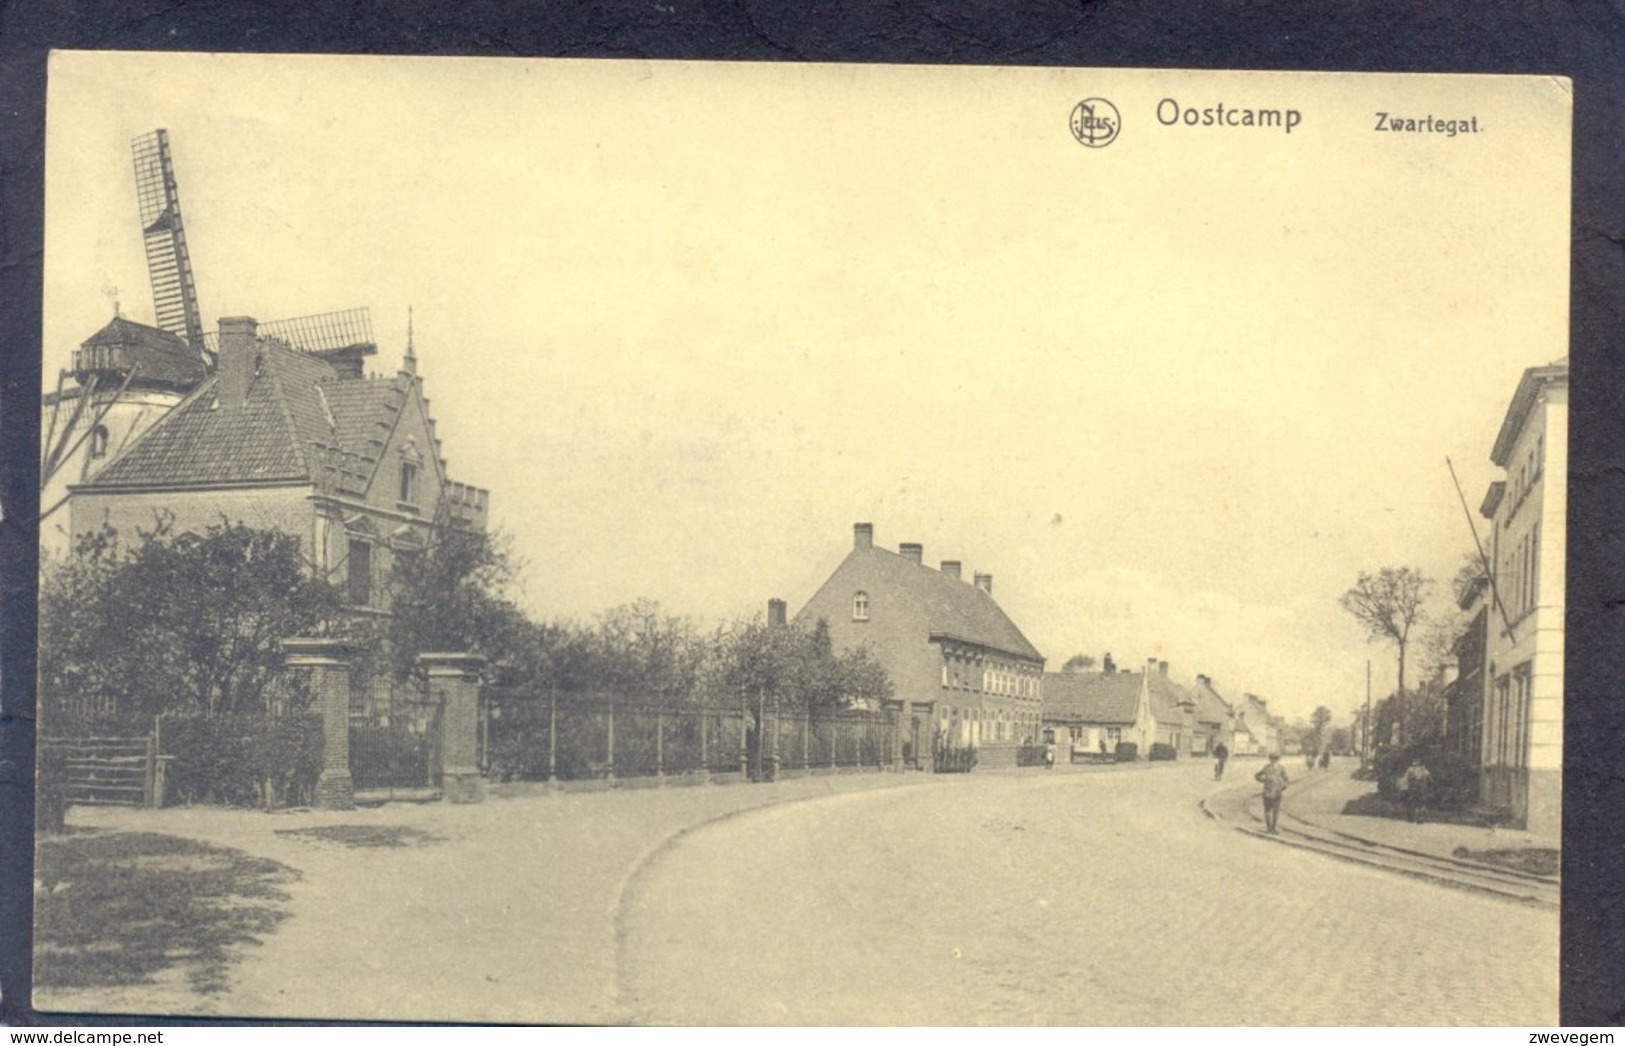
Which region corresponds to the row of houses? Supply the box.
[779,519,1286,770]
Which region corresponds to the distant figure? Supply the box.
[1255,753,1290,834]
[1319,748,1331,771]
[1305,751,1315,771]
[1044,744,1056,770]
[1403,760,1433,823]
[1213,741,1229,781]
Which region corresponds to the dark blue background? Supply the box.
[2,0,1621,1026]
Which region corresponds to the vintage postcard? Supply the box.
[35,54,1570,1025]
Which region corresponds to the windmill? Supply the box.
[130,129,206,358]
[42,128,381,534]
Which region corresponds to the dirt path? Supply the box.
[37,772,939,1022]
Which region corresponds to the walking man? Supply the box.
[1255,752,1290,834]
[1213,740,1230,781]
[1403,759,1433,823]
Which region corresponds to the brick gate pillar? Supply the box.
[419,652,486,804]
[284,637,354,810]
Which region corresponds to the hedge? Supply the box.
[1148,742,1179,761]
[1114,741,1139,762]
[160,714,323,809]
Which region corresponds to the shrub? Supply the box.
[36,743,69,834]
[1148,742,1178,761]
[934,741,978,773]
[160,714,322,809]
[1114,741,1139,762]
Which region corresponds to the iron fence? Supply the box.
[482,689,897,783]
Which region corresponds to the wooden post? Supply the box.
[547,688,557,782]
[606,693,616,780]
[144,725,157,809]
[700,709,709,772]
[739,692,749,777]
[802,711,810,771]
[656,696,665,779]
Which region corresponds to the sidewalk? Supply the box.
[1282,763,1559,876]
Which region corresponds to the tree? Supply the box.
[1061,653,1097,673]
[386,513,528,682]
[39,519,349,722]
[1308,705,1333,754]
[1339,567,1431,742]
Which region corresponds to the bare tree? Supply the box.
[1339,567,1431,745]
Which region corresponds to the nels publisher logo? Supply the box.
[1069,98,1120,148]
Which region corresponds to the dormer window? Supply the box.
[852,591,870,621]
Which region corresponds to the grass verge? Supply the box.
[34,830,299,995]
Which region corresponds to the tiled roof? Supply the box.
[1192,680,1233,726]
[1042,671,1142,725]
[319,378,403,461]
[85,338,387,489]
[850,549,1043,661]
[1147,672,1194,721]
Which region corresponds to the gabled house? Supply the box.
[1145,659,1197,755]
[69,314,489,633]
[1041,657,1151,757]
[792,523,1046,770]
[1236,693,1279,756]
[1190,674,1235,757]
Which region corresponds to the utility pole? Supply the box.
[1364,659,1373,769]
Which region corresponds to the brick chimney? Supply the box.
[767,598,787,627]
[940,560,962,579]
[217,316,259,409]
[973,573,993,595]
[899,543,923,564]
[1103,653,1115,674]
[1158,660,1169,677]
[854,522,874,550]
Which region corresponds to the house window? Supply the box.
[399,460,419,505]
[1106,727,1122,747]
[348,539,372,606]
[88,424,110,459]
[853,591,869,621]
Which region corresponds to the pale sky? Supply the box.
[42,53,1572,723]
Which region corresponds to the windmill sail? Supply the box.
[131,130,205,355]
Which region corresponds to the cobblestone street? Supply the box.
[619,761,1557,1025]
[44,761,1556,1025]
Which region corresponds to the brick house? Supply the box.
[68,315,490,708]
[792,523,1046,770]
